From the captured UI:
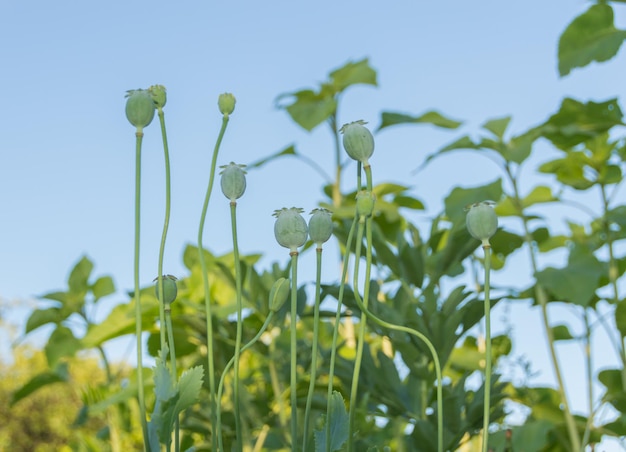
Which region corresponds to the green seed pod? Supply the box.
[220,162,247,202]
[356,191,376,218]
[269,277,290,312]
[125,89,155,129]
[466,201,498,244]
[308,208,333,246]
[149,84,167,109]
[154,275,178,305]
[218,92,236,116]
[273,207,308,252]
[340,120,375,165]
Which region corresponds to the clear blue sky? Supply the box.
[1,0,625,448]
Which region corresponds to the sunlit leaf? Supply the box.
[10,363,69,406]
[45,325,81,366]
[25,307,62,333]
[68,255,93,294]
[91,276,115,301]
[522,186,558,207]
[283,89,337,131]
[558,3,626,76]
[329,58,377,91]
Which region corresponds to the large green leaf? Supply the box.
[558,3,626,76]
[535,245,604,306]
[68,255,94,294]
[444,179,503,224]
[541,98,623,150]
[378,110,462,131]
[91,275,115,301]
[329,58,377,91]
[25,307,62,333]
[283,88,337,131]
[45,325,82,365]
[314,391,349,452]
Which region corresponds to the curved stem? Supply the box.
[289,251,300,451]
[481,241,492,452]
[325,217,357,452]
[505,164,580,451]
[198,115,230,451]
[157,107,172,353]
[217,313,275,451]
[302,247,324,451]
[230,201,244,452]
[347,217,368,452]
[133,129,149,451]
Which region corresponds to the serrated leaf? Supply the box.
[174,366,204,414]
[378,110,462,131]
[314,391,349,452]
[558,3,626,76]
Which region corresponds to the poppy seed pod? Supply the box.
[125,89,155,130]
[340,120,375,165]
[220,162,247,202]
[154,275,178,305]
[269,277,290,312]
[466,201,498,245]
[273,207,308,253]
[149,84,167,109]
[308,208,333,246]
[218,92,236,116]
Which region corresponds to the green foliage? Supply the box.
[314,391,349,452]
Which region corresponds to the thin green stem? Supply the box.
[164,304,178,452]
[157,107,172,353]
[290,251,300,452]
[198,115,230,451]
[230,201,244,452]
[325,217,357,452]
[217,313,275,452]
[133,130,149,451]
[302,247,324,451]
[505,164,580,451]
[481,241,492,452]
[581,310,593,450]
[347,217,368,452]
[329,112,342,208]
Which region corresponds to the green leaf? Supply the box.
[541,98,623,150]
[393,194,424,210]
[174,366,204,414]
[482,116,511,138]
[91,276,115,301]
[615,301,626,338]
[558,3,626,76]
[551,324,575,341]
[10,363,69,406]
[378,110,462,131]
[539,152,595,190]
[444,179,502,224]
[329,58,377,91]
[535,245,604,306]
[510,420,554,451]
[522,186,558,207]
[68,255,94,294]
[314,391,349,452]
[248,145,297,169]
[45,325,82,365]
[599,368,626,413]
[25,307,62,333]
[283,89,337,131]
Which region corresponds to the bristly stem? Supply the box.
[481,240,492,452]
[289,251,300,451]
[302,245,324,451]
[198,114,230,451]
[230,201,244,452]
[133,130,149,451]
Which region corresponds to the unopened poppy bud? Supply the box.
[340,120,375,165]
[356,191,376,218]
[269,277,290,312]
[149,85,167,109]
[308,208,333,246]
[466,201,498,245]
[125,89,155,130]
[218,93,236,116]
[273,207,308,253]
[154,275,178,305]
[220,162,247,202]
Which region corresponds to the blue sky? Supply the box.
[1,0,626,448]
